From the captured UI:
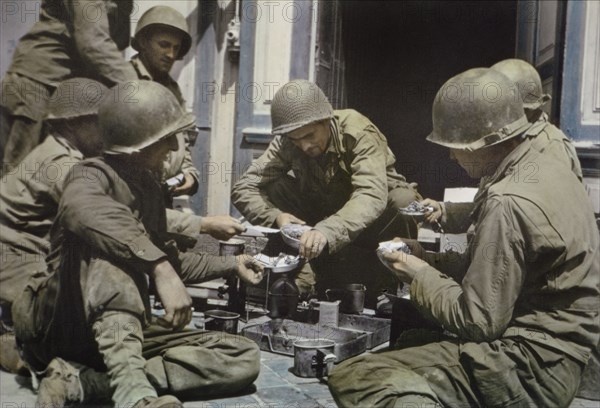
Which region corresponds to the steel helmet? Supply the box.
[491,59,550,111]
[45,78,108,121]
[99,80,195,155]
[427,68,530,151]
[271,80,334,135]
[132,6,191,60]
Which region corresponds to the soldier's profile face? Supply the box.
[286,120,330,158]
[139,134,179,173]
[141,28,183,76]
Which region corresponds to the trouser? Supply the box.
[265,176,420,245]
[263,176,420,298]
[328,338,583,407]
[1,73,52,170]
[92,312,260,405]
[0,240,47,307]
[15,258,260,405]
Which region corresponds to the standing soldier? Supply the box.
[1,0,137,169]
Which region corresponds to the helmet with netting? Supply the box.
[427,68,529,151]
[271,80,333,135]
[99,80,194,155]
[132,6,191,60]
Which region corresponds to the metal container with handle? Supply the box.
[292,339,337,378]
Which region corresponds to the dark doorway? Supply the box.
[340,1,518,200]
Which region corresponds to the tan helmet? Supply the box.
[45,78,108,121]
[271,80,334,135]
[427,68,530,151]
[491,58,550,111]
[132,6,191,60]
[99,80,195,155]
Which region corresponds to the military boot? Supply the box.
[133,395,183,408]
[36,358,83,407]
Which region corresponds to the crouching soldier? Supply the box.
[13,81,264,407]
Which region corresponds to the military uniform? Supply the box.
[232,109,420,255]
[13,157,259,405]
[441,116,583,234]
[0,135,201,313]
[130,55,199,194]
[0,135,80,307]
[1,0,136,166]
[329,137,599,406]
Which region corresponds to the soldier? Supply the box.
[232,80,420,296]
[13,81,263,407]
[1,0,137,170]
[328,68,599,406]
[0,78,107,326]
[422,58,582,232]
[130,6,243,239]
[130,6,198,199]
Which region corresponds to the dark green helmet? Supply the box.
[427,68,529,151]
[99,80,194,155]
[491,58,550,111]
[132,6,191,60]
[45,78,108,121]
[271,80,333,135]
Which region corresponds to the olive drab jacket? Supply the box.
[130,55,199,191]
[0,135,82,304]
[232,109,413,253]
[414,137,599,365]
[441,116,584,233]
[5,0,136,88]
[13,157,239,365]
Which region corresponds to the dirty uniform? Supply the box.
[328,137,599,407]
[232,109,420,254]
[441,116,583,234]
[0,135,81,308]
[0,135,200,312]
[130,55,199,195]
[13,157,259,405]
[1,0,136,166]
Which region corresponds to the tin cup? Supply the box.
[292,339,337,378]
[203,309,240,334]
[219,238,245,256]
[325,283,366,314]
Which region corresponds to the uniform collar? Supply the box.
[130,55,177,88]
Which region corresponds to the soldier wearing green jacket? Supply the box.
[1,0,137,169]
[423,58,582,233]
[232,80,420,294]
[328,68,599,406]
[13,81,263,408]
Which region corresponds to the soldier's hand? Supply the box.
[235,255,264,285]
[391,237,426,259]
[172,173,197,196]
[276,213,306,228]
[380,250,428,284]
[421,198,442,223]
[300,229,327,260]
[151,260,193,331]
[201,215,245,240]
